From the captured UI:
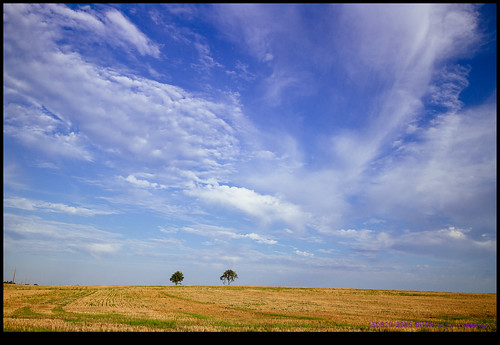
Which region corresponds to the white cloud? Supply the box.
[241,233,277,245]
[319,228,394,253]
[121,174,167,190]
[44,3,106,32]
[364,99,496,229]
[4,197,117,217]
[3,104,93,162]
[3,213,123,257]
[394,226,496,260]
[295,249,314,257]
[104,9,160,57]
[209,4,278,63]
[193,4,488,239]
[319,225,494,261]
[294,4,493,235]
[191,41,224,72]
[188,182,311,229]
[45,4,160,58]
[81,243,121,257]
[328,4,482,169]
[181,224,277,245]
[3,4,160,61]
[3,3,245,177]
[428,64,471,112]
[254,150,276,160]
[339,4,480,76]
[225,61,256,84]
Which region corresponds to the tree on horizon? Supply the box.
[170,271,184,286]
[220,269,238,285]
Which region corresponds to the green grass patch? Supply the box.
[12,306,44,318]
[210,320,243,328]
[122,318,177,329]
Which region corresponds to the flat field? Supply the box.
[3,283,496,332]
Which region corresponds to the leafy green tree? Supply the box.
[170,271,184,285]
[220,269,238,285]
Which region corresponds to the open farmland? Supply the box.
[3,284,496,332]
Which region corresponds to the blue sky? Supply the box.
[3,4,496,292]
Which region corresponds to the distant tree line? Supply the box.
[169,269,238,286]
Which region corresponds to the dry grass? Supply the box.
[3,284,496,332]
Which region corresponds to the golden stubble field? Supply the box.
[3,283,496,332]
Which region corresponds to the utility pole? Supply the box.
[12,267,16,284]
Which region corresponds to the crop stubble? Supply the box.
[3,284,496,332]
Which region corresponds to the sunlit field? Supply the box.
[3,284,496,332]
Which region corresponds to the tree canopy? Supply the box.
[170,271,184,285]
[220,269,238,285]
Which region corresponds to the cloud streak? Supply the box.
[181,225,278,245]
[188,182,311,230]
[3,213,122,258]
[4,197,118,217]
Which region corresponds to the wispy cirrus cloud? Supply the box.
[393,226,496,260]
[180,224,277,245]
[3,104,94,162]
[4,3,246,178]
[120,174,167,190]
[4,197,118,217]
[24,3,161,58]
[317,225,495,262]
[363,100,496,230]
[328,4,483,165]
[3,213,122,257]
[103,8,161,57]
[209,4,278,63]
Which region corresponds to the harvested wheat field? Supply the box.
[3,283,496,332]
